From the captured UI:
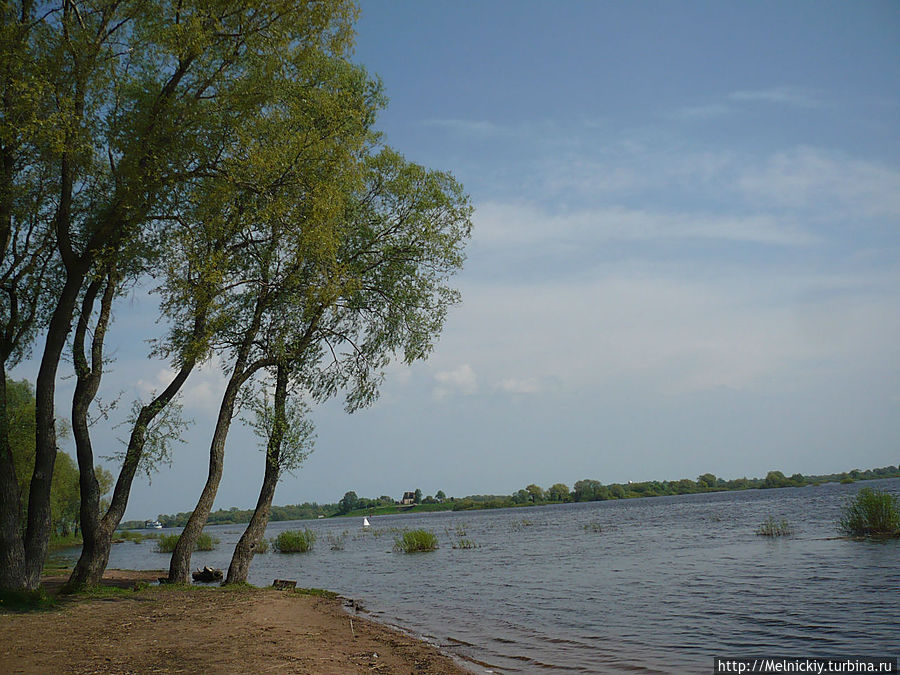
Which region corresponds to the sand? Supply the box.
[0,570,472,674]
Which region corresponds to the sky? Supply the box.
[13,1,900,519]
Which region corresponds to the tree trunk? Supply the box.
[24,271,82,588]
[225,364,288,585]
[0,365,26,590]
[68,354,199,588]
[168,299,265,584]
[167,367,247,583]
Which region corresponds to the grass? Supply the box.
[839,488,900,537]
[755,516,795,537]
[583,520,603,533]
[292,587,339,599]
[252,537,269,554]
[273,528,316,553]
[326,531,348,550]
[113,530,160,544]
[0,588,57,612]
[394,529,438,553]
[155,532,220,553]
[451,538,479,549]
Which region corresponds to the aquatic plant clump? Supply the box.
[755,516,795,537]
[839,488,900,537]
[394,529,439,553]
[195,533,220,551]
[273,528,317,553]
[156,532,219,552]
[156,534,179,553]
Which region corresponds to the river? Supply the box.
[56,477,900,673]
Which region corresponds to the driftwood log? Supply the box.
[192,566,224,582]
[272,579,297,590]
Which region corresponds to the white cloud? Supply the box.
[473,202,818,250]
[737,147,900,219]
[433,363,477,398]
[496,377,541,395]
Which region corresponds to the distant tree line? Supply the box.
[134,464,900,527]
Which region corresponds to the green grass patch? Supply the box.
[292,587,339,599]
[0,588,57,612]
[394,529,438,553]
[755,516,795,537]
[839,488,900,537]
[273,528,316,553]
[451,538,479,549]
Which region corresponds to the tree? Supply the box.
[547,483,570,502]
[226,364,314,584]
[435,490,446,502]
[573,479,603,502]
[525,484,544,503]
[2,0,370,592]
[697,473,717,489]
[338,491,360,515]
[414,488,423,505]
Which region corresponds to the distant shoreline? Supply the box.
[128,463,899,529]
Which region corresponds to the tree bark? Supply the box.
[225,364,288,585]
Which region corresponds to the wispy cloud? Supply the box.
[422,118,513,138]
[496,377,541,395]
[729,86,824,108]
[433,363,478,398]
[670,103,732,120]
[473,202,819,249]
[738,147,900,219]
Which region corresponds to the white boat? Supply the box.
[363,517,370,528]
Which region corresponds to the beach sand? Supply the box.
[1,570,471,674]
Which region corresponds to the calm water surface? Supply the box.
[63,478,900,673]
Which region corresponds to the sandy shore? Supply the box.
[1,570,472,674]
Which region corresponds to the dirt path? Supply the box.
[1,570,471,674]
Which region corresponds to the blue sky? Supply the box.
[15,1,900,518]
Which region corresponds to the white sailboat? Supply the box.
[363,517,370,528]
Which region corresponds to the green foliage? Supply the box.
[755,516,795,537]
[273,529,316,553]
[6,378,112,537]
[156,531,218,553]
[253,537,269,554]
[452,538,478,549]
[338,491,360,515]
[394,529,438,553]
[839,488,900,537]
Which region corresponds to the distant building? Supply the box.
[400,491,416,505]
